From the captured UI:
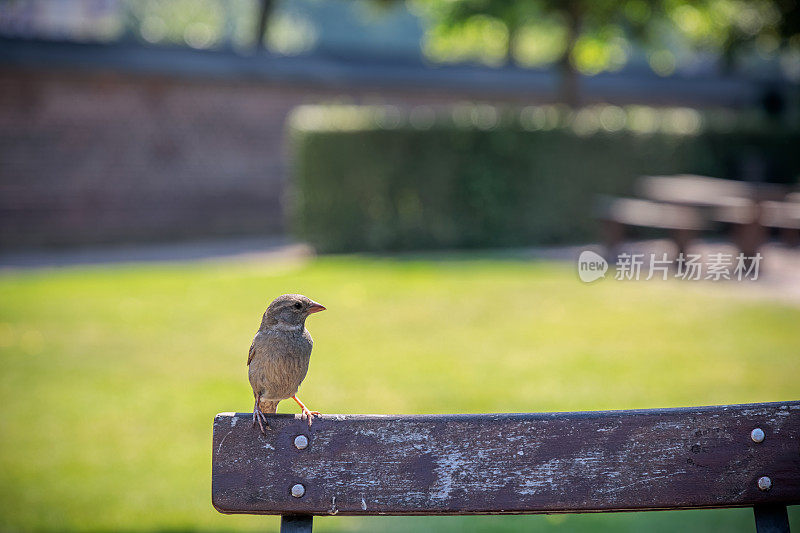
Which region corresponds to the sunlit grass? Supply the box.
[0,254,797,531]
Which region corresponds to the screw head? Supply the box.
[291,483,306,498]
[757,476,772,491]
[751,428,765,443]
[294,435,309,449]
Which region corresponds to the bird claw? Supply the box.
[252,407,269,435]
[300,408,321,427]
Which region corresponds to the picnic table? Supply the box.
[599,174,798,257]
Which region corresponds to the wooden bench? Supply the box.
[598,175,796,257]
[761,197,800,247]
[212,401,799,532]
[596,195,709,257]
[637,175,793,256]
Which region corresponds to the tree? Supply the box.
[407,0,800,105]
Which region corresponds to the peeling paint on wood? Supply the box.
[211,401,800,516]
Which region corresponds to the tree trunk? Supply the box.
[557,1,582,107]
[506,24,519,66]
[254,0,273,50]
[558,57,580,107]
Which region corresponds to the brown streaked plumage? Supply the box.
[248,294,326,433]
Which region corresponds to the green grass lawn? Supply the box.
[0,254,798,532]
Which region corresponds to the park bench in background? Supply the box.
[761,195,800,248]
[597,195,708,257]
[212,401,799,532]
[636,175,788,208]
[598,175,797,258]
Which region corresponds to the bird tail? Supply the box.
[258,398,279,414]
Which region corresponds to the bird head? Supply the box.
[262,294,326,329]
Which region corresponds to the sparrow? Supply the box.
[248,294,326,434]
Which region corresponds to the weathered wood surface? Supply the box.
[212,401,800,516]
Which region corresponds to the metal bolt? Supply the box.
[291,483,306,498]
[751,428,765,443]
[757,476,772,491]
[294,435,309,450]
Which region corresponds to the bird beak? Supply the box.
[307,302,326,314]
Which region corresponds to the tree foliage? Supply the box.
[408,0,800,79]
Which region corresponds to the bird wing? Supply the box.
[247,337,256,366]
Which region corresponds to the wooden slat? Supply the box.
[212,401,800,516]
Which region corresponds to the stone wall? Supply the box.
[0,68,465,248]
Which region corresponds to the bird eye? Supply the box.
[293,302,302,309]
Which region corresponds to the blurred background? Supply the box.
[0,0,798,531]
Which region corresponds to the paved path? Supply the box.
[0,237,312,269]
[526,239,800,306]
[2,238,798,305]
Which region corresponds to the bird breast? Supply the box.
[248,327,313,401]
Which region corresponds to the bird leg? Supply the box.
[252,397,268,435]
[292,395,320,427]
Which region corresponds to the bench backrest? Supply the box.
[212,401,799,518]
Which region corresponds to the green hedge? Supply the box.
[289,105,800,252]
